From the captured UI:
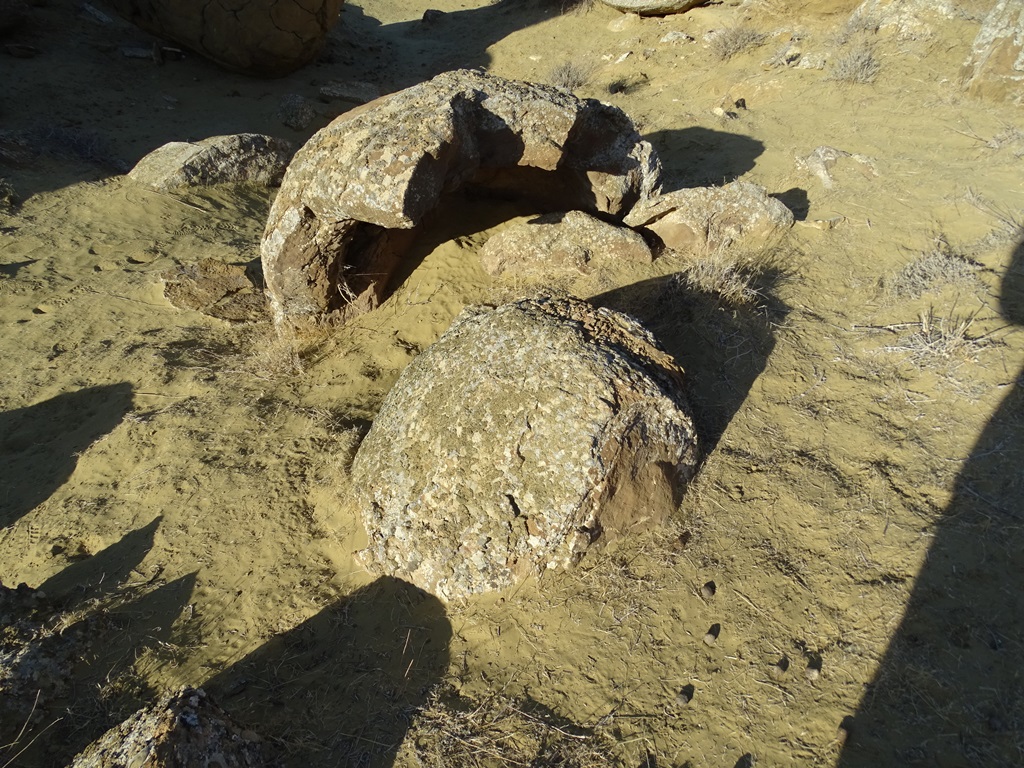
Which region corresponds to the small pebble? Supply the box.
[805,665,820,681]
[700,580,716,599]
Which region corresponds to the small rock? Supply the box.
[796,146,878,190]
[422,8,445,23]
[660,31,695,45]
[161,258,267,323]
[277,93,317,131]
[128,133,294,192]
[700,580,716,599]
[318,79,381,104]
[479,210,652,280]
[770,655,790,679]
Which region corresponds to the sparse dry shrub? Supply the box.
[709,26,768,61]
[829,44,880,84]
[548,59,595,92]
[886,305,993,366]
[884,238,981,299]
[397,686,617,768]
[676,246,793,309]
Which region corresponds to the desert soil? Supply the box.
[1,1,1023,766]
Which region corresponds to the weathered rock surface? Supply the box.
[277,93,317,131]
[796,145,879,190]
[624,181,794,253]
[260,69,662,327]
[962,0,1024,101]
[479,210,653,278]
[849,0,957,40]
[68,687,265,768]
[128,134,294,192]
[102,0,344,77]
[162,258,267,323]
[351,295,698,601]
[600,1,708,17]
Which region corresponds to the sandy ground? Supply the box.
[2,0,1023,766]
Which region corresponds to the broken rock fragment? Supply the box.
[102,0,344,77]
[127,134,294,193]
[260,69,662,328]
[479,210,653,279]
[624,180,794,253]
[351,295,699,601]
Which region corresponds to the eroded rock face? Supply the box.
[261,69,662,328]
[69,687,264,768]
[127,134,294,192]
[479,210,653,278]
[162,258,267,323]
[624,181,794,253]
[599,1,708,16]
[962,0,1024,101]
[351,295,698,601]
[103,0,344,77]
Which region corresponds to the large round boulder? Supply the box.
[103,0,344,77]
[260,69,662,328]
[350,295,699,601]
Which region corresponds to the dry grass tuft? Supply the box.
[886,305,993,366]
[398,686,617,768]
[548,60,595,93]
[676,246,793,309]
[709,27,768,61]
[884,238,981,299]
[829,44,880,84]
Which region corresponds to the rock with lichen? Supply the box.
[260,69,662,328]
[350,295,698,601]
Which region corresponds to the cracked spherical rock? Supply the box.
[103,0,344,77]
[479,210,653,279]
[260,69,662,328]
[624,181,794,253]
[127,134,294,192]
[350,295,698,601]
[69,687,264,768]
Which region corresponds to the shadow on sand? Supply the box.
[839,237,1024,766]
[204,576,452,768]
[0,517,197,767]
[0,382,134,527]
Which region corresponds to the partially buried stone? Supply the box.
[350,295,699,601]
[162,258,267,323]
[278,93,317,130]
